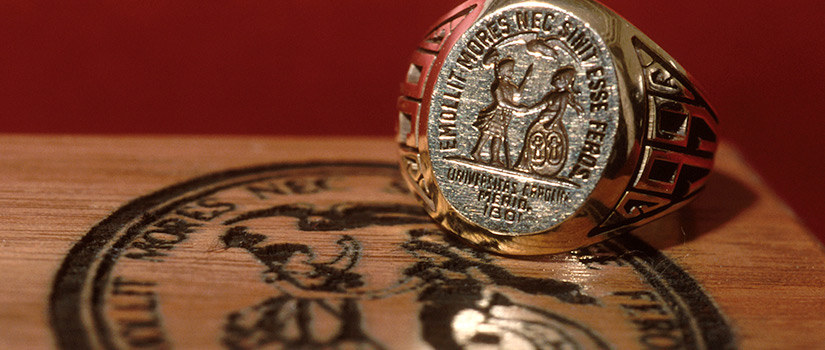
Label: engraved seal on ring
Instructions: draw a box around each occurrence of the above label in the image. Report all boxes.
[428,5,619,235]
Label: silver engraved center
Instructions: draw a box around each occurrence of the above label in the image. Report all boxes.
[427,4,620,235]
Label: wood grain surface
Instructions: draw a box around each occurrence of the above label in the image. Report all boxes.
[0,136,823,349]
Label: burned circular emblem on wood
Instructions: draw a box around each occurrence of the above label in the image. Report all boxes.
[51,163,734,349]
[427,5,619,234]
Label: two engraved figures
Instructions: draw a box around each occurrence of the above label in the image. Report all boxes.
[470,37,583,179]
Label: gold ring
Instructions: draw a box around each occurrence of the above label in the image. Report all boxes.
[397,0,718,255]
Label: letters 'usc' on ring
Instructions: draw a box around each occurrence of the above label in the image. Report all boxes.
[397,0,719,255]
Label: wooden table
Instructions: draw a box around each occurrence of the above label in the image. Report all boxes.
[1,136,823,349]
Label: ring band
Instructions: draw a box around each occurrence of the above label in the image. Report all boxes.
[397,0,718,255]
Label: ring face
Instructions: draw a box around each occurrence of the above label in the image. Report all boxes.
[427,4,619,235]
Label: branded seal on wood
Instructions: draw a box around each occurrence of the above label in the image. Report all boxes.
[51,162,734,349]
[0,137,821,348]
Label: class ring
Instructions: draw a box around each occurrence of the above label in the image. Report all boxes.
[396,0,718,255]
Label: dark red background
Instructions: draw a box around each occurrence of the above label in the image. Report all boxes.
[2,1,823,241]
